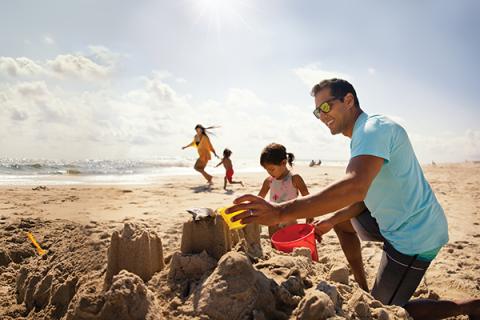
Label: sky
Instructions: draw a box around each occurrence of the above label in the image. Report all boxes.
[0,0,479,163]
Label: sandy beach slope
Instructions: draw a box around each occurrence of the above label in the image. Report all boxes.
[0,163,478,319]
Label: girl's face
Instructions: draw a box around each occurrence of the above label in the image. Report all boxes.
[263,160,288,179]
[195,128,202,135]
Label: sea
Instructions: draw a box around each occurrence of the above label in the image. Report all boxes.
[0,158,348,185]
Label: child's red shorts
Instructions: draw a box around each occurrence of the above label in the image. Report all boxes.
[225,168,234,183]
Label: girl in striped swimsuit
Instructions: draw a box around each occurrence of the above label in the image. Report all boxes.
[258,143,312,237]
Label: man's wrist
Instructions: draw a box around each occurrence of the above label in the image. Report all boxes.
[276,202,290,224]
[328,211,345,226]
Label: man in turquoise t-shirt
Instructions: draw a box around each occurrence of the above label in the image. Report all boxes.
[227,79,480,318]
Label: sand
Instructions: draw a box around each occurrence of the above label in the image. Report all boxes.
[0,163,479,319]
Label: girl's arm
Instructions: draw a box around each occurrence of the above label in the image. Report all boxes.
[292,174,309,196]
[257,178,270,198]
[292,174,313,223]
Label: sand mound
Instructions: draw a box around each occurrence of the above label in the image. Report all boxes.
[292,289,336,319]
[66,270,160,320]
[168,251,217,282]
[16,266,78,317]
[1,219,108,319]
[106,223,164,284]
[255,250,314,283]
[1,218,419,320]
[0,248,12,267]
[186,251,289,320]
[329,263,350,285]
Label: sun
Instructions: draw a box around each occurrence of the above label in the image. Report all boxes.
[190,0,253,34]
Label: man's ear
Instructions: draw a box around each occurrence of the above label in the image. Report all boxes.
[344,93,355,109]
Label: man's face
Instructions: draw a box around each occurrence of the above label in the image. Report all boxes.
[314,88,350,135]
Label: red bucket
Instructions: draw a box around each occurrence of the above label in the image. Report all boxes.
[271,224,318,261]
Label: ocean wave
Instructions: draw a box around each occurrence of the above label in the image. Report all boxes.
[0,158,194,176]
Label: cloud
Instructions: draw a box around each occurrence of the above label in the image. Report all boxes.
[43,35,55,45]
[10,109,29,121]
[47,54,111,79]
[410,130,480,163]
[0,57,45,77]
[0,46,120,80]
[88,45,124,66]
[16,81,50,99]
[0,55,476,162]
[225,88,266,111]
[293,64,352,88]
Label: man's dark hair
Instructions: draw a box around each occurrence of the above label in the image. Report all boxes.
[310,78,360,108]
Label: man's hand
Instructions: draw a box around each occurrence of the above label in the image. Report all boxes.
[226,194,283,226]
[313,219,334,243]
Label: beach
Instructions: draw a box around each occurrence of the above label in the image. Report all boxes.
[0,163,479,319]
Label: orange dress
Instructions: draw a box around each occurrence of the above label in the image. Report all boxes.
[189,135,215,162]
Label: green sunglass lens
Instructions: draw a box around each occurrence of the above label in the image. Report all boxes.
[320,102,331,113]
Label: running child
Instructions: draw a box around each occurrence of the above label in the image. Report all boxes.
[258,143,312,236]
[216,148,244,190]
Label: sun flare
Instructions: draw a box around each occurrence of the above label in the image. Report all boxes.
[190,0,252,33]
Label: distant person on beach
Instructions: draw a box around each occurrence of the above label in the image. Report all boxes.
[317,159,322,166]
[257,143,312,237]
[309,160,315,167]
[228,79,480,319]
[215,148,244,190]
[182,124,219,184]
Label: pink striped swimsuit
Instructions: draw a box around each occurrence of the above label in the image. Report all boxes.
[269,171,298,203]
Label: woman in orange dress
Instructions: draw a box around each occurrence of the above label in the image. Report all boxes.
[182,124,219,183]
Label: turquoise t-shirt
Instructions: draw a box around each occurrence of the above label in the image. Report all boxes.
[350,113,449,258]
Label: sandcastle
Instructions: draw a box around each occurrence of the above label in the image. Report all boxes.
[106,222,164,284]
[2,218,416,320]
[180,209,263,260]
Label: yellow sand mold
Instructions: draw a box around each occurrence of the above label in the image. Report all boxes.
[26,232,47,256]
[218,207,247,230]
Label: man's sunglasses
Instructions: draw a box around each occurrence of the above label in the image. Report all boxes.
[313,97,339,119]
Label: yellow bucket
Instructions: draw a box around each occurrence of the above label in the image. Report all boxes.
[218,207,247,230]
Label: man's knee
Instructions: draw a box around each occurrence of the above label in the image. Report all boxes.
[333,220,357,236]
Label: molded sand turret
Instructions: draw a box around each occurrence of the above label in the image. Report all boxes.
[180,215,233,260]
[106,223,164,284]
[181,213,263,260]
[234,223,263,259]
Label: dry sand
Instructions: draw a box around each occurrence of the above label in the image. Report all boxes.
[0,163,479,319]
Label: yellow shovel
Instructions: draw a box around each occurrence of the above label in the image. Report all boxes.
[26,232,47,256]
